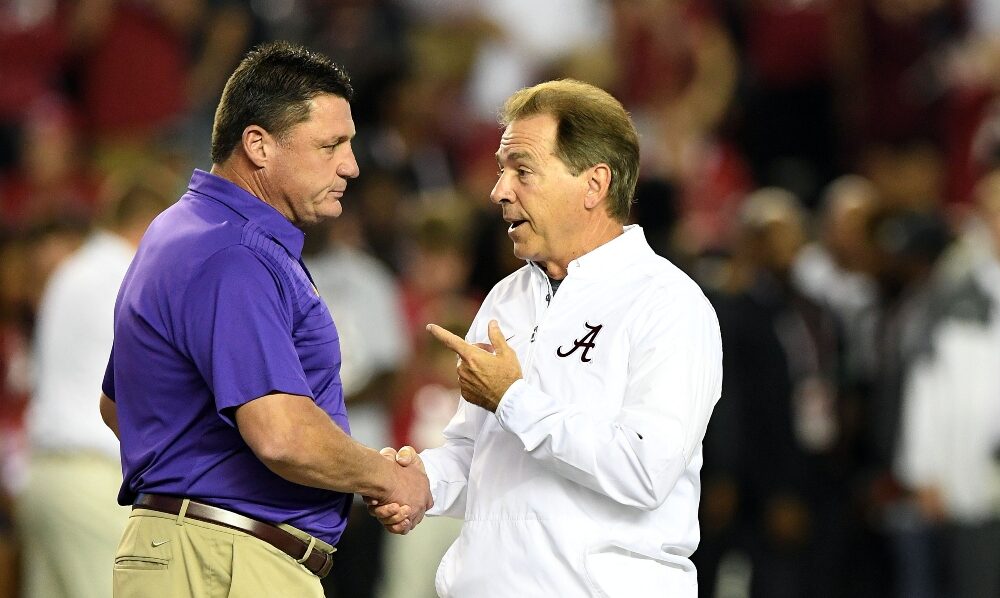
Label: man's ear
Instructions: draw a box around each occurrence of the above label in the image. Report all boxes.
[242,125,271,168]
[584,163,612,210]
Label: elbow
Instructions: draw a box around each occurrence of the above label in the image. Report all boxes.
[624,463,684,511]
[250,432,303,473]
[629,486,669,512]
[603,472,670,511]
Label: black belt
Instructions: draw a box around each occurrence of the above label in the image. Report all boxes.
[133,494,334,578]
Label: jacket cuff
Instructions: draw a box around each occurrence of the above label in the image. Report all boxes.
[495,378,558,437]
[495,378,527,429]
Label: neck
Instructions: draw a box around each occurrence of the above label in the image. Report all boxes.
[540,220,624,279]
[210,160,276,214]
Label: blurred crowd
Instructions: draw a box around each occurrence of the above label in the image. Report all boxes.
[2,0,1000,597]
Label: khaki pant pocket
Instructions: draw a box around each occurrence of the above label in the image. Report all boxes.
[114,556,169,571]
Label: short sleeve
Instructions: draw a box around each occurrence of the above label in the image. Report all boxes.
[181,246,313,425]
[102,343,116,401]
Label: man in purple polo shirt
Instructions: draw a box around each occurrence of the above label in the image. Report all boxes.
[98,42,432,597]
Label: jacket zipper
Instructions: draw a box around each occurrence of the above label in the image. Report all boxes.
[524,268,555,373]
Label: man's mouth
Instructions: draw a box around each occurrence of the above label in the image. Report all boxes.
[507,219,528,231]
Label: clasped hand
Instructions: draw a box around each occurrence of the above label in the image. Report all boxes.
[362,445,433,534]
[364,446,428,534]
[366,320,521,534]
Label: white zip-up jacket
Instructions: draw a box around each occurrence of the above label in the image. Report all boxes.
[421,226,723,597]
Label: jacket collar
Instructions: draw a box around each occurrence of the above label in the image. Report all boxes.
[530,225,653,281]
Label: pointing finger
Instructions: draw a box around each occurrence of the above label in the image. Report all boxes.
[426,323,475,360]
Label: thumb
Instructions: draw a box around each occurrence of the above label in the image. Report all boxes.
[396,445,417,466]
[487,320,509,355]
[379,447,398,459]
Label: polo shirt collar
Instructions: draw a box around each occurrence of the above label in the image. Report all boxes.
[187,169,306,258]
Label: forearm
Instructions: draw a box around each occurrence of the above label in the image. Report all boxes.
[496,380,693,510]
[494,296,722,509]
[266,419,398,499]
[236,393,399,501]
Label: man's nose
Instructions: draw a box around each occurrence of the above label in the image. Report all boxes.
[339,148,360,179]
[490,175,512,205]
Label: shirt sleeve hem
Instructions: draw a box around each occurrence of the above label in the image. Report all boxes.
[215,377,315,426]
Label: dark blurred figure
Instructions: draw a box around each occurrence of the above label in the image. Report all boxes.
[360,72,457,195]
[857,0,964,148]
[0,0,72,170]
[729,0,857,206]
[710,188,851,598]
[862,205,954,598]
[793,175,882,408]
[0,228,32,598]
[307,0,410,128]
[0,98,101,230]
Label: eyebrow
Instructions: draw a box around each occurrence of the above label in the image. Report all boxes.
[320,135,353,146]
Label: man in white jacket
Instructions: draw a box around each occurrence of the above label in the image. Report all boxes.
[371,79,723,597]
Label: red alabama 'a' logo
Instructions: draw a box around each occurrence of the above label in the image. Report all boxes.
[556,322,603,362]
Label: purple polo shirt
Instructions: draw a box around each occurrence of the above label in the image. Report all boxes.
[103,169,351,544]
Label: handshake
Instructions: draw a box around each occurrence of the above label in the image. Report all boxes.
[365,445,432,535]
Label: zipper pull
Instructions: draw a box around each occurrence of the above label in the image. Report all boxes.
[545,293,551,304]
[530,325,538,343]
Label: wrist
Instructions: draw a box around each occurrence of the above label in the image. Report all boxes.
[362,449,399,503]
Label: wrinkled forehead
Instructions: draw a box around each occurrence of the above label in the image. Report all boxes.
[496,115,559,163]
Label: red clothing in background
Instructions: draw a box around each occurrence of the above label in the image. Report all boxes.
[80,3,189,137]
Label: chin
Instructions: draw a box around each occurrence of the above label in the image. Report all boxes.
[510,243,537,262]
[319,200,344,220]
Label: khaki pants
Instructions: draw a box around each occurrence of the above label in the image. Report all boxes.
[15,453,129,598]
[113,508,332,598]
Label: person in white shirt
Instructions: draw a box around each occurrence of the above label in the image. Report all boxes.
[896,168,1000,598]
[370,79,723,597]
[14,179,172,598]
